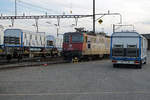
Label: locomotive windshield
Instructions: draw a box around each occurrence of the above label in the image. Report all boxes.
[72,34,83,43]
[64,33,83,43]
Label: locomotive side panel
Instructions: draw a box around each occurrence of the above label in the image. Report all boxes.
[63,32,110,60]
[82,35,110,55]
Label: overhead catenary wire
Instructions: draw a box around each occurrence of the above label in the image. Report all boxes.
[17,0,60,14]
[17,3,47,14]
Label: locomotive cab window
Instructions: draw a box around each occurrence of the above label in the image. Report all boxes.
[72,34,83,43]
[64,35,69,43]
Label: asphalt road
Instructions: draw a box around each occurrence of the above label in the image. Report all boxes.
[0,52,150,100]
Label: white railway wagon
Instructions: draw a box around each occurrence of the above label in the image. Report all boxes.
[110,31,148,68]
[4,29,46,48]
[4,29,46,58]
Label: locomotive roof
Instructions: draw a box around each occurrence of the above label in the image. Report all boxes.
[64,32,110,38]
[64,32,82,35]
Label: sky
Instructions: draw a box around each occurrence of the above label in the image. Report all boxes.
[0,0,150,37]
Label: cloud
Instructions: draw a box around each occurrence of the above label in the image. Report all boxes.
[1,0,150,34]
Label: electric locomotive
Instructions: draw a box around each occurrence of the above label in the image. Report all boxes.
[63,30,110,61]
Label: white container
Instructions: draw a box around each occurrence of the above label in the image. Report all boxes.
[4,29,46,48]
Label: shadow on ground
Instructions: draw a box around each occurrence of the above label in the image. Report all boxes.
[113,64,143,69]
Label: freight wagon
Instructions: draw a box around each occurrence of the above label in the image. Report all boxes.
[63,31,110,61]
[45,35,60,56]
[110,31,148,68]
[3,29,60,60]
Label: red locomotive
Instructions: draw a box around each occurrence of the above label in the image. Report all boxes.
[63,29,110,61]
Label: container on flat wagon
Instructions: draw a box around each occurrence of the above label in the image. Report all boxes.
[4,29,46,48]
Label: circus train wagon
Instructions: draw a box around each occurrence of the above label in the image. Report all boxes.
[63,32,110,61]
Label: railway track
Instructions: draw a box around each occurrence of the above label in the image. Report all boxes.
[0,56,68,69]
[0,56,109,70]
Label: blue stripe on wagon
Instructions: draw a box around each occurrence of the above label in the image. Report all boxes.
[21,32,23,48]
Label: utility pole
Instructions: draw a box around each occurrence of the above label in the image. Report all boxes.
[93,0,95,33]
[35,19,39,33]
[15,0,17,16]
[56,27,59,37]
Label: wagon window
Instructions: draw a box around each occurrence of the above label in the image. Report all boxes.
[127,45,137,48]
[114,44,123,48]
[88,41,91,49]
